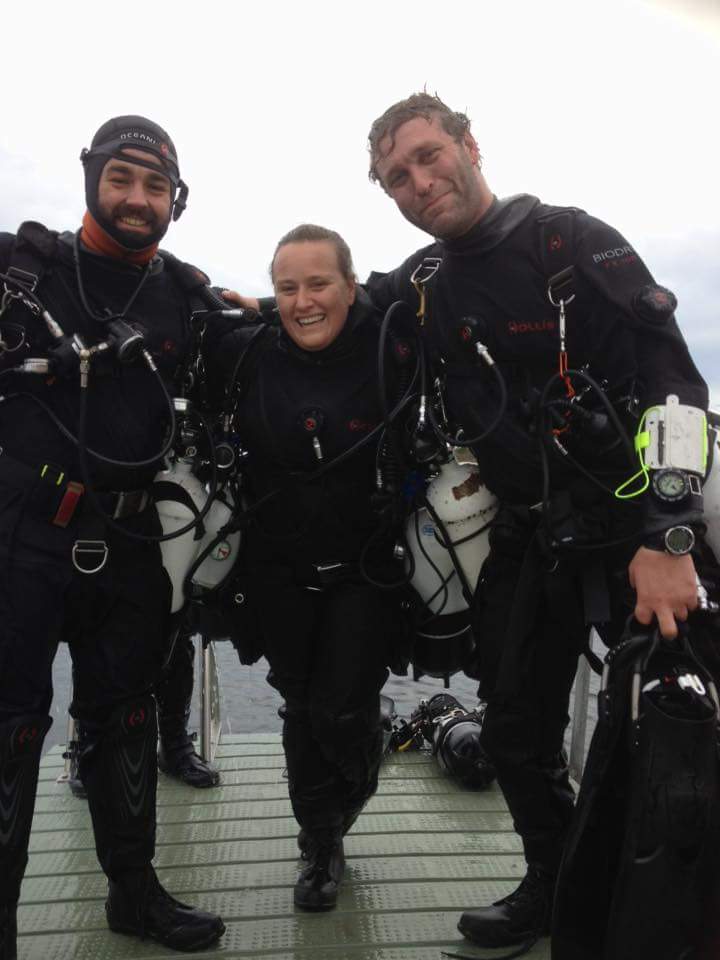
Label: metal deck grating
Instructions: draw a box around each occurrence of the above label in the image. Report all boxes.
[20,736,551,959]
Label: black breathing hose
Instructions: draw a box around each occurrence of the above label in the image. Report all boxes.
[76,380,219,543]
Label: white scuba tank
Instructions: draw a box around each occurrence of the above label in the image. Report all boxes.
[155,460,241,613]
[406,456,498,618]
[701,427,720,562]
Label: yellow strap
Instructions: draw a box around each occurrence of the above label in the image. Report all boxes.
[614,409,654,500]
[634,430,650,453]
[614,467,649,499]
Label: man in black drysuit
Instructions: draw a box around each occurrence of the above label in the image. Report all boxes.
[364,93,720,952]
[0,116,225,956]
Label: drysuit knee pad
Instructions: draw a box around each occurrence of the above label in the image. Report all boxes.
[0,714,52,764]
[0,714,52,901]
[112,694,157,741]
[79,694,157,783]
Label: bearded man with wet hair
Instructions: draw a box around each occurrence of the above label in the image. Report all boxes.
[0,115,225,955]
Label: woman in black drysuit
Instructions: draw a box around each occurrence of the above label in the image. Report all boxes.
[203,224,409,911]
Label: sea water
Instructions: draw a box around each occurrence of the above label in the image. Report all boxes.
[45,641,483,753]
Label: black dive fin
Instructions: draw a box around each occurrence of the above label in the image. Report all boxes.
[552,623,720,960]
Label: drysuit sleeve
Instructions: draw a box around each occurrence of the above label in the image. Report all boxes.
[257,296,278,318]
[0,234,16,271]
[573,214,708,537]
[573,214,707,410]
[0,234,20,372]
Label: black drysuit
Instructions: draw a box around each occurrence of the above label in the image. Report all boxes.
[365,194,720,876]
[0,226,195,909]
[203,294,405,842]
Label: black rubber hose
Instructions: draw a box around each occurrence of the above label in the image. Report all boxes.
[3,369,177,469]
[420,491,475,608]
[412,502,451,623]
[233,353,421,530]
[76,383,219,543]
[423,343,508,448]
[538,367,636,468]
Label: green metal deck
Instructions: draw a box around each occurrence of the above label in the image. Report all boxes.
[21,736,550,959]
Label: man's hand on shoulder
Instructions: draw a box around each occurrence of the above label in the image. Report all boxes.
[628,546,698,639]
[222,289,260,312]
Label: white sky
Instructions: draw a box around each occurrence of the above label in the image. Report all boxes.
[2,0,719,390]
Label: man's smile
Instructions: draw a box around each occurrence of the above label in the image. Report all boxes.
[118,214,152,230]
[421,190,452,216]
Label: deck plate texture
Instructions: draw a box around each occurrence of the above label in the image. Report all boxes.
[20,737,551,959]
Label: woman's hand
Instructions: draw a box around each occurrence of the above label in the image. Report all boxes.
[222,289,260,311]
[628,546,698,638]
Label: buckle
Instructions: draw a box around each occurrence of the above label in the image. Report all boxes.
[314,561,354,586]
[410,258,442,288]
[72,540,109,575]
[410,257,442,324]
[5,267,39,294]
[113,489,149,520]
[547,266,575,307]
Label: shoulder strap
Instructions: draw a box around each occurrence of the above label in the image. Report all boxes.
[158,249,227,311]
[7,221,60,291]
[225,323,271,412]
[536,207,579,304]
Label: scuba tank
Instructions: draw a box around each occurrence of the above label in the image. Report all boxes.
[405,455,497,679]
[154,400,241,613]
[155,460,240,612]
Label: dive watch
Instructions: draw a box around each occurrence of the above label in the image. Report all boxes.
[663,525,696,556]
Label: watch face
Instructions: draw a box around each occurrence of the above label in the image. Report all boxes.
[665,525,695,555]
[653,469,690,501]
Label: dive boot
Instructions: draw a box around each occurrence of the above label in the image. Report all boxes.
[0,904,17,960]
[158,732,220,789]
[294,837,345,911]
[106,866,225,951]
[458,865,554,948]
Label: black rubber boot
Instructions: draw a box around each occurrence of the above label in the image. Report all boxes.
[457,865,555,948]
[156,633,220,789]
[106,865,225,951]
[0,904,17,960]
[158,730,220,789]
[294,835,345,911]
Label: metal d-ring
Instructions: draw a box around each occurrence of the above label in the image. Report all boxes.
[72,540,109,575]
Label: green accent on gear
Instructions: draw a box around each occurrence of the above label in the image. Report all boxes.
[614,408,657,500]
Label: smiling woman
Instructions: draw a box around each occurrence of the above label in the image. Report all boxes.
[202,224,412,912]
[271,225,356,352]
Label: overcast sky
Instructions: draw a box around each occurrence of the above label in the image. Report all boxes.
[2,0,719,393]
